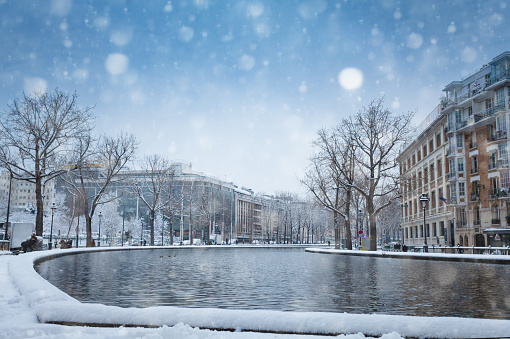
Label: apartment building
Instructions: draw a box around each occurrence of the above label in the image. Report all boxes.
[0,170,56,210]
[398,51,510,248]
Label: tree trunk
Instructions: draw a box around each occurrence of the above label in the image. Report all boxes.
[150,209,155,246]
[368,200,377,251]
[344,189,352,250]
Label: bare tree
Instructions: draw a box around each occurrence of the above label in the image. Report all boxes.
[130,154,174,246]
[61,133,137,246]
[302,137,348,249]
[0,89,93,236]
[342,98,414,250]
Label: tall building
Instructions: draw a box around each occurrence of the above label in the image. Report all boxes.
[0,170,56,210]
[398,51,510,248]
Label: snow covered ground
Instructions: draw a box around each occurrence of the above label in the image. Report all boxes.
[1,247,510,339]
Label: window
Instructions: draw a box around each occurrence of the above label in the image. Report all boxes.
[497,88,505,106]
[440,221,445,236]
[449,158,455,174]
[429,139,434,153]
[458,182,465,197]
[436,133,442,146]
[431,190,436,208]
[459,208,466,225]
[423,168,428,184]
[489,151,497,170]
[437,159,442,177]
[455,110,462,124]
[471,155,478,173]
[457,158,464,172]
[423,144,427,157]
[502,172,510,189]
[456,134,463,148]
[499,144,508,166]
[433,222,437,237]
[417,150,421,161]
[486,98,493,109]
[472,181,480,198]
[474,206,480,225]
[492,204,500,224]
[497,115,507,132]
[430,163,435,181]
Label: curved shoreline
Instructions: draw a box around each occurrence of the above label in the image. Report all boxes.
[6,246,510,338]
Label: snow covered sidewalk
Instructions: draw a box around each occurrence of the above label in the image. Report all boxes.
[2,248,510,338]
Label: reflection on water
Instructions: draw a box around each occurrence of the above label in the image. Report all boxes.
[35,248,510,319]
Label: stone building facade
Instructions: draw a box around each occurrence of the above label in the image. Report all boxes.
[399,51,510,248]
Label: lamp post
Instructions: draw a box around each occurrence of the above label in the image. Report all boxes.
[49,202,56,250]
[121,205,125,246]
[140,217,144,245]
[420,193,429,253]
[98,212,102,247]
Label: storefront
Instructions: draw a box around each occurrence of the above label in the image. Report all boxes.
[483,229,510,247]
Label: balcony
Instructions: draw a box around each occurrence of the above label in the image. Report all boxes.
[471,167,478,175]
[492,218,501,225]
[469,141,478,149]
[474,219,481,226]
[488,130,508,143]
[470,194,479,202]
[456,104,505,133]
[448,196,457,204]
[498,158,509,171]
[489,187,510,199]
[485,70,510,88]
[456,221,467,228]
[446,147,456,156]
[446,171,457,181]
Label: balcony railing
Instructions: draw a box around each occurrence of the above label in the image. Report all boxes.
[470,194,479,202]
[489,187,510,199]
[471,167,478,174]
[498,158,509,170]
[488,130,508,142]
[473,219,481,226]
[486,70,510,87]
[446,171,457,180]
[474,104,505,123]
[469,141,478,149]
[492,218,501,225]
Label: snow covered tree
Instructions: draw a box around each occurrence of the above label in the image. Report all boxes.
[341,98,414,250]
[130,154,174,246]
[61,132,137,247]
[0,89,93,236]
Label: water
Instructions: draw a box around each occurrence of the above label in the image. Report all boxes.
[35,247,510,319]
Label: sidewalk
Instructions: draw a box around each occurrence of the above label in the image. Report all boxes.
[305,247,510,264]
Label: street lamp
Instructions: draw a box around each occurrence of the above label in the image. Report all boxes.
[49,202,56,250]
[98,212,102,247]
[140,217,144,245]
[420,193,429,253]
[121,205,125,246]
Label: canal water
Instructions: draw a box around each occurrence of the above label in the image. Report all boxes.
[35,247,510,319]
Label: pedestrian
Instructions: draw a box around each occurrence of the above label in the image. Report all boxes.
[21,233,37,253]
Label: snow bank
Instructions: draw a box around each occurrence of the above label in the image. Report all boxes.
[8,247,510,338]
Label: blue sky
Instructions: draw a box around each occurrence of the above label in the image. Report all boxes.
[0,0,509,195]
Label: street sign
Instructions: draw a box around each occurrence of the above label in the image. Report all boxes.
[495,234,501,241]
[358,230,363,235]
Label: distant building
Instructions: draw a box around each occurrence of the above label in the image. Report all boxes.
[398,51,510,247]
[0,170,56,210]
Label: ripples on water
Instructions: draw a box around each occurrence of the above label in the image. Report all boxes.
[35,247,510,319]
